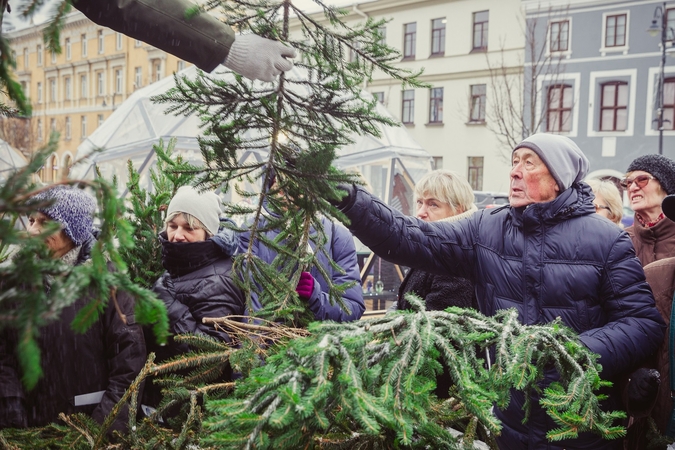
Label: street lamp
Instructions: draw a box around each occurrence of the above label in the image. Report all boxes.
[647,3,675,154]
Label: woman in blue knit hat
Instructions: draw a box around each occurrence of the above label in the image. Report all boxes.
[0,185,146,432]
[623,154,675,266]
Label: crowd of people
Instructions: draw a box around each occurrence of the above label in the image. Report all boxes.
[3,5,675,447]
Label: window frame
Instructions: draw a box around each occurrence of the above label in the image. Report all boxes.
[599,81,629,132]
[81,115,87,138]
[65,116,71,140]
[98,30,104,54]
[604,13,627,48]
[80,74,87,99]
[429,87,443,124]
[65,38,71,60]
[549,20,569,53]
[468,156,484,191]
[403,22,416,59]
[469,84,487,123]
[472,10,489,51]
[662,77,675,131]
[431,18,446,56]
[64,76,71,101]
[81,34,87,57]
[546,84,573,133]
[401,89,415,124]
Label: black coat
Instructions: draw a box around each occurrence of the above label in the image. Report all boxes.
[150,230,245,356]
[397,268,477,312]
[0,241,146,432]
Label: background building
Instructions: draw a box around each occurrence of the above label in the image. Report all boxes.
[3,10,190,182]
[523,0,675,184]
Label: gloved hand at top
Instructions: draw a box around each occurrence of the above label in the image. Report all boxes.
[224,34,297,82]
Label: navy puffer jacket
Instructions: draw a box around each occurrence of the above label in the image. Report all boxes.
[338,182,665,449]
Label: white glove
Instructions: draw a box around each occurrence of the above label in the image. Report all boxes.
[224,34,297,82]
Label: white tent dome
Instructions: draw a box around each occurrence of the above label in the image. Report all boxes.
[73,65,432,213]
[0,138,28,182]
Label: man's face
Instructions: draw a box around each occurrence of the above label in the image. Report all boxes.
[166,214,207,243]
[27,211,74,258]
[509,148,560,208]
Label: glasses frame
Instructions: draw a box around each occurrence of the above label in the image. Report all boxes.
[620,174,656,189]
[593,203,611,213]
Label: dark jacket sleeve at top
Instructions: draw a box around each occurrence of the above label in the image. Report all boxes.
[73,0,235,72]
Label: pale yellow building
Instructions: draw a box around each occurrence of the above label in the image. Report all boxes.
[4,10,191,182]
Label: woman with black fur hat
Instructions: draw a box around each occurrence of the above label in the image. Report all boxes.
[623,154,675,266]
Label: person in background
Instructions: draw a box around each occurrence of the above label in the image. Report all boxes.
[0,186,146,432]
[330,133,665,450]
[144,186,245,407]
[396,170,478,313]
[623,155,675,266]
[238,175,364,323]
[631,194,675,444]
[585,178,623,227]
[73,0,296,82]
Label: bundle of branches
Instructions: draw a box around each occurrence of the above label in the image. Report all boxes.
[201,295,625,449]
[0,134,168,389]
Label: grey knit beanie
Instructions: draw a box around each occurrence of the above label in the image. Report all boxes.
[167,186,222,236]
[626,154,675,195]
[513,134,589,191]
[32,185,96,246]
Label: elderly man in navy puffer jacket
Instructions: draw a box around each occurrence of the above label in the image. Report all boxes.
[331,133,666,450]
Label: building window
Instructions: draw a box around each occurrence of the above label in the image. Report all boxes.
[177,60,185,71]
[81,116,87,138]
[663,78,675,131]
[98,30,104,54]
[605,14,626,48]
[468,157,484,191]
[432,156,443,170]
[403,23,416,59]
[20,81,27,97]
[116,32,123,50]
[376,26,386,45]
[600,81,628,131]
[50,118,56,132]
[65,38,71,60]
[373,91,384,103]
[50,155,58,181]
[431,18,446,56]
[80,74,87,98]
[37,45,42,65]
[97,114,104,128]
[23,48,28,68]
[429,87,443,123]
[550,20,569,52]
[65,116,71,140]
[472,11,489,51]
[115,69,122,93]
[154,62,162,81]
[37,82,42,103]
[134,67,142,88]
[668,8,675,37]
[469,84,486,122]
[64,77,71,100]
[135,39,142,47]
[49,78,56,102]
[81,34,87,57]
[37,119,43,141]
[51,51,56,64]
[349,41,361,63]
[97,72,104,96]
[401,89,415,124]
[546,84,572,132]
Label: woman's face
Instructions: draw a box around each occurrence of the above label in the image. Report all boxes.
[415,193,457,222]
[166,214,207,243]
[27,212,75,258]
[625,170,666,217]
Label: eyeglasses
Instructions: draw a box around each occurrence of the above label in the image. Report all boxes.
[594,204,611,213]
[620,175,656,189]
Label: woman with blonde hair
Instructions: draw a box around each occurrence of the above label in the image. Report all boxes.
[585,178,623,226]
[397,169,478,312]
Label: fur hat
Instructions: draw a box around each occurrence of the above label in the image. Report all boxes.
[513,134,589,191]
[626,154,675,195]
[32,185,96,246]
[166,186,222,236]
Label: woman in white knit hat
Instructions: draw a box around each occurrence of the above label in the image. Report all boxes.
[143,186,245,408]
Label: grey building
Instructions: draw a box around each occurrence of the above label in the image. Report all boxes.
[523,0,675,181]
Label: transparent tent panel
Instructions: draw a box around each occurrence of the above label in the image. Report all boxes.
[0,140,27,182]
